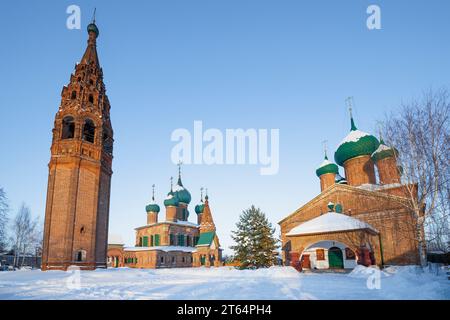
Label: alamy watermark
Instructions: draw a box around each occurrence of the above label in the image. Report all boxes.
[66,5,81,30]
[367,4,381,30]
[171,121,280,175]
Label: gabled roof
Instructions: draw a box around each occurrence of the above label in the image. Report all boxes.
[196,231,215,246]
[278,183,410,225]
[286,212,378,236]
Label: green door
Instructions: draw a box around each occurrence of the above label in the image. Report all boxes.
[328,247,344,268]
[143,236,148,247]
[200,255,205,266]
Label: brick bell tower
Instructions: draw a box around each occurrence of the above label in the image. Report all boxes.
[41,19,114,271]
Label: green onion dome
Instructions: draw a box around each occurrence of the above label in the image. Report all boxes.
[327,202,335,211]
[164,191,180,207]
[87,23,99,38]
[145,202,160,213]
[173,177,192,204]
[334,117,379,166]
[195,202,205,214]
[316,155,339,177]
[371,139,398,163]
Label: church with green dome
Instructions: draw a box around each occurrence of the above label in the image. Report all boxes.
[107,166,222,269]
[279,106,422,271]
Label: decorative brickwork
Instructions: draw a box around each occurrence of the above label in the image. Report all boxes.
[42,23,113,271]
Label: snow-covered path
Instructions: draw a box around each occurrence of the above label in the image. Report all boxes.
[0,266,448,300]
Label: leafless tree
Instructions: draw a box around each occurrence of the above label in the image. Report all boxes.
[0,187,9,252]
[382,88,450,267]
[9,203,40,268]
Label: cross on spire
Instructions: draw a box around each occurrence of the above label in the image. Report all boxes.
[170,176,173,191]
[345,97,357,131]
[151,184,155,201]
[322,140,328,159]
[200,187,204,202]
[92,8,97,24]
[177,161,184,186]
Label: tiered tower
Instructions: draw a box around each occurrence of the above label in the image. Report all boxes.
[41,20,114,270]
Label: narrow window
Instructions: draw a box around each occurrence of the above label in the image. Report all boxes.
[71,91,77,100]
[82,119,95,143]
[61,116,75,139]
[76,250,86,262]
[88,94,94,103]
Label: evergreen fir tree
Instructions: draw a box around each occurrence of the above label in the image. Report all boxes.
[231,205,279,269]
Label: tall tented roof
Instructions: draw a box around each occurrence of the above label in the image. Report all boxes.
[199,196,216,233]
[286,212,378,236]
[80,22,100,67]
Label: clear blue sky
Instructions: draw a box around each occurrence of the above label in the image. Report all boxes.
[1,1,449,254]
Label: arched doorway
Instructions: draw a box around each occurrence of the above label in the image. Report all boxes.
[328,247,344,268]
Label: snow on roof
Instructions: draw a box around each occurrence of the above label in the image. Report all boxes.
[124,246,196,253]
[165,193,175,200]
[108,234,124,245]
[286,212,378,236]
[358,183,403,192]
[318,159,333,169]
[172,184,185,192]
[136,220,198,230]
[372,143,391,155]
[338,129,370,146]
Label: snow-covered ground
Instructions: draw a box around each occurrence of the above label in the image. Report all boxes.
[0,266,448,300]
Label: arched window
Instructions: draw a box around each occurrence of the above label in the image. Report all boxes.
[88,94,94,103]
[61,116,75,139]
[82,119,95,143]
[71,91,77,100]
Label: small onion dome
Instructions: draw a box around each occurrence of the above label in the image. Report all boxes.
[316,156,339,177]
[334,117,379,166]
[371,139,398,163]
[87,23,99,38]
[327,202,335,211]
[173,177,192,204]
[335,203,343,213]
[145,202,160,213]
[164,191,180,207]
[195,203,205,214]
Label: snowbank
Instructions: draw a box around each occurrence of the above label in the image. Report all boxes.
[0,266,448,300]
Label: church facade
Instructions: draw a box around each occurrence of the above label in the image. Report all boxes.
[279,113,422,270]
[107,170,222,269]
[41,21,113,270]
